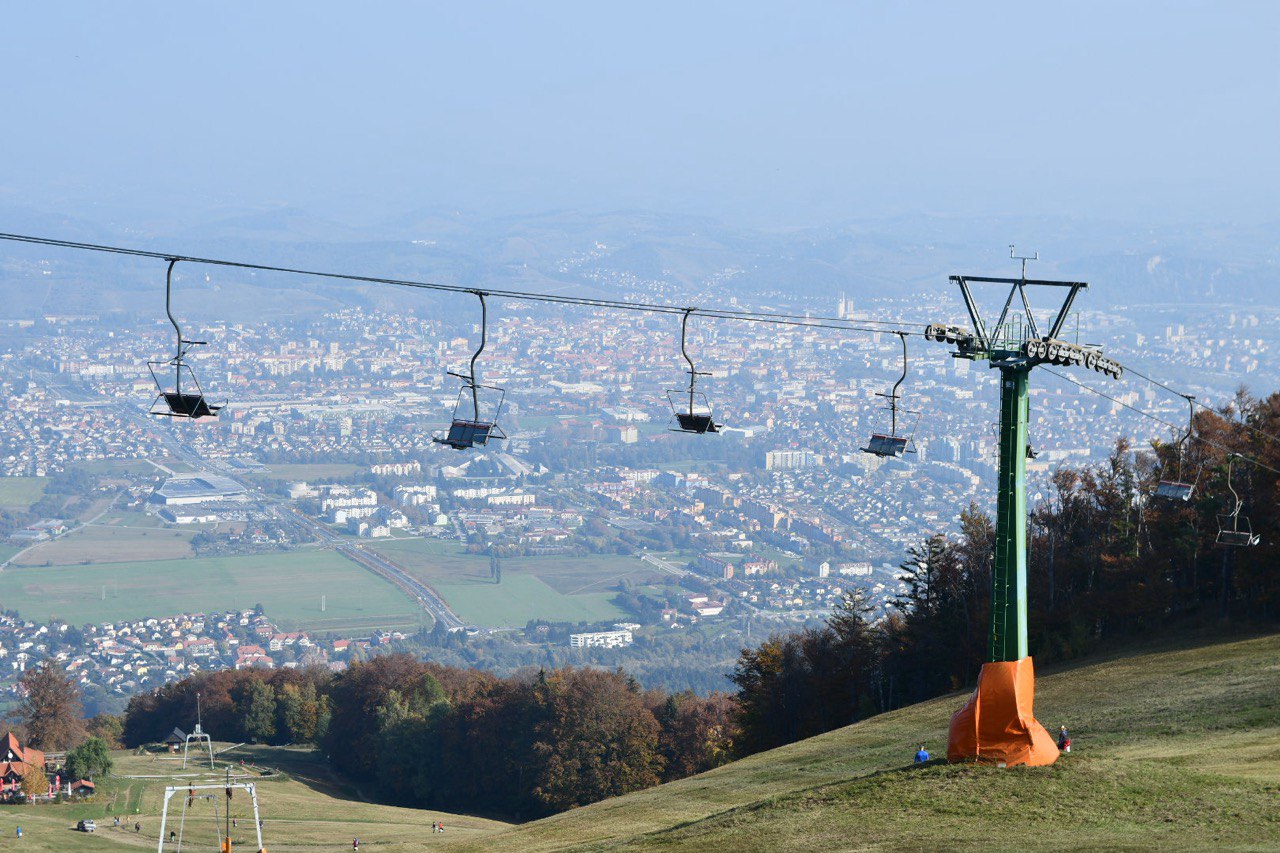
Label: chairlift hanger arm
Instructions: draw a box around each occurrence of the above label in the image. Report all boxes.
[680,308,710,377]
[469,291,488,388]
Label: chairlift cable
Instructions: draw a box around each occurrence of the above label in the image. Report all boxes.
[0,231,920,337]
[1042,368,1280,477]
[9,230,1279,459]
[1116,361,1280,452]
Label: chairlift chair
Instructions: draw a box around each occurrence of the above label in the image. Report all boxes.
[667,308,721,434]
[1216,455,1260,547]
[863,332,919,458]
[1154,394,1198,502]
[147,259,225,420]
[433,291,507,450]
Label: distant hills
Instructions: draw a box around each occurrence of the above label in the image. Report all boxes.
[1,203,1277,322]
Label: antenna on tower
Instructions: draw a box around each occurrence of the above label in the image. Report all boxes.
[1009,244,1038,280]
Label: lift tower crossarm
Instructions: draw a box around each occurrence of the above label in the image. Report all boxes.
[949,275,1088,353]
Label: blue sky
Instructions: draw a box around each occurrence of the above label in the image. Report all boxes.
[2,1,1277,227]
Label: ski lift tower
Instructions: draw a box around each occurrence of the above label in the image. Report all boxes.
[925,247,1123,767]
[183,692,217,771]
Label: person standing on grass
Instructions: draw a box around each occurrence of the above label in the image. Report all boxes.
[1058,725,1071,752]
[914,744,930,763]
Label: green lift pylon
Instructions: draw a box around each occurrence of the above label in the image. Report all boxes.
[991,363,1030,662]
[924,247,1123,764]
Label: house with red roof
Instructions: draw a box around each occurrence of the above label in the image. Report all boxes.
[1,731,45,799]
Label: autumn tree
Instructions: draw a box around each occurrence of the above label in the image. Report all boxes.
[87,713,124,749]
[20,763,47,799]
[527,668,664,812]
[17,660,86,750]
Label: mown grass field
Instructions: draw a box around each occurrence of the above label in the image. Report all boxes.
[462,632,1280,851]
[12,524,199,567]
[4,744,507,852]
[0,551,421,634]
[0,476,47,509]
[369,538,635,626]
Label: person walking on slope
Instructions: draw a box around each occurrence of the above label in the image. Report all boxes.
[914,744,930,763]
[1058,725,1071,752]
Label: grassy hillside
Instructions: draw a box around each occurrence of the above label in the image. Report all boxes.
[3,744,507,851]
[3,634,1275,851]
[465,632,1280,851]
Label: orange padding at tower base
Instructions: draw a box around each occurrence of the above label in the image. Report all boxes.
[947,656,1058,767]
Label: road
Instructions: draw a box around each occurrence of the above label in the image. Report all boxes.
[640,552,690,577]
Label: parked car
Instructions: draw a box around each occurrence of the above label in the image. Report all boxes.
[77,819,97,832]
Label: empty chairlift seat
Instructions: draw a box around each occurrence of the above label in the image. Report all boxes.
[433,291,508,451]
[674,411,719,435]
[1154,480,1194,501]
[147,259,226,420]
[435,418,497,450]
[862,433,909,457]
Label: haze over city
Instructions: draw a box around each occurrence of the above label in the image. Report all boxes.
[1,4,1278,852]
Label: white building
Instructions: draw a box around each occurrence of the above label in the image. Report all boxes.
[569,629,634,649]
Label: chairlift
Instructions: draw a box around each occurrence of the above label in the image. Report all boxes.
[147,259,225,419]
[862,332,919,458]
[433,291,507,450]
[1216,455,1260,547]
[1154,394,1199,502]
[667,308,721,434]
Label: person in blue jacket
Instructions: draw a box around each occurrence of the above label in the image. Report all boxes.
[914,744,930,763]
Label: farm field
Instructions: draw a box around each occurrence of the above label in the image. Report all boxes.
[369,538,638,626]
[6,743,508,852]
[0,551,421,633]
[12,523,198,566]
[0,476,47,509]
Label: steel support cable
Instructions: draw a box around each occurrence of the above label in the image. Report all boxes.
[1042,367,1280,477]
[0,231,921,336]
[1119,360,1280,452]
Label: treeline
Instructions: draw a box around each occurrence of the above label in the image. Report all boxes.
[123,656,735,818]
[732,391,1280,754]
[122,667,329,747]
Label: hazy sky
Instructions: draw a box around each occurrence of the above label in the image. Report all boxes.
[2,1,1277,228]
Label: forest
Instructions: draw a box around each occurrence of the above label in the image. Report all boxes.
[120,656,734,819]
[732,391,1280,752]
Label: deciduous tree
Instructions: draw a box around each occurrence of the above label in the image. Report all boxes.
[16,661,86,750]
